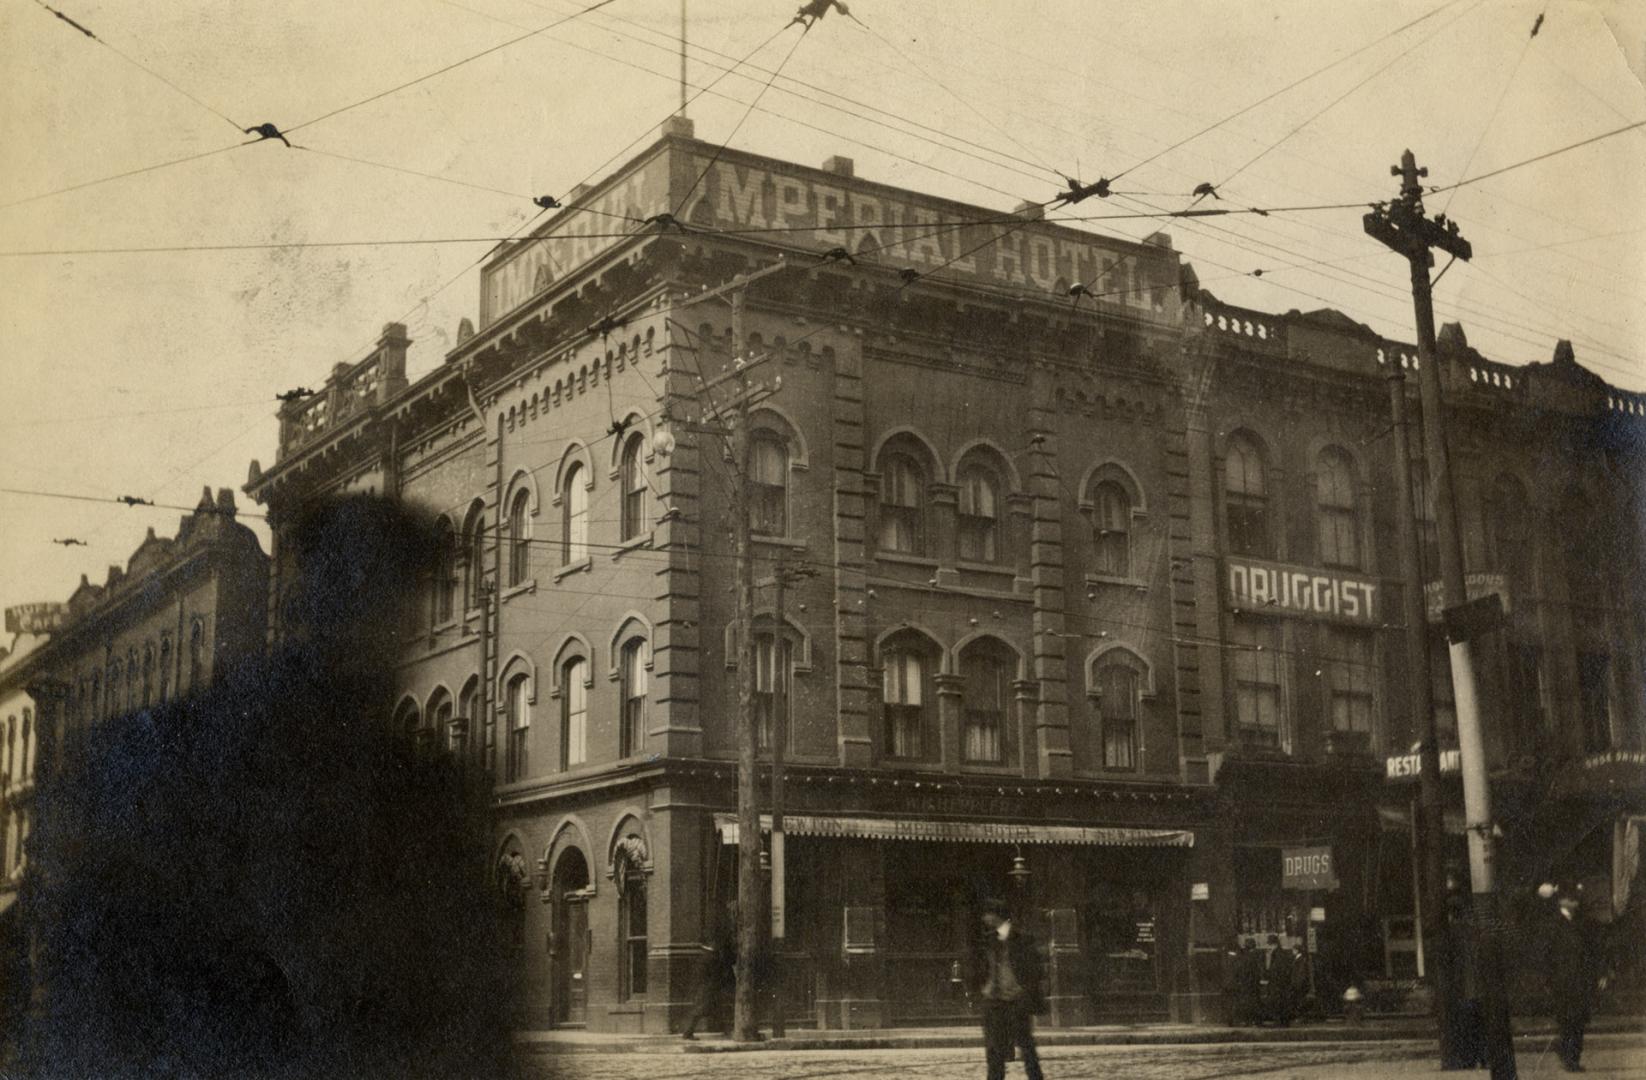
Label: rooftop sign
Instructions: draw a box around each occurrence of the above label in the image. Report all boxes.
[4,603,65,635]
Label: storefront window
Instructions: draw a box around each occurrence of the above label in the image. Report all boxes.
[1084,880,1158,994]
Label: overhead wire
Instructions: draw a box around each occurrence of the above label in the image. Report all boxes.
[1428,118,1646,194]
[1439,9,1543,217]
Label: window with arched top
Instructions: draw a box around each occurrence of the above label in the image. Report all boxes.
[879,453,926,555]
[90,673,101,723]
[750,431,789,537]
[464,503,487,610]
[619,638,648,758]
[620,434,648,541]
[1094,663,1140,771]
[561,465,587,566]
[455,678,478,758]
[126,649,138,712]
[433,519,458,626]
[1091,481,1132,577]
[879,632,937,759]
[428,689,453,755]
[960,639,1014,764]
[561,658,588,769]
[158,637,171,704]
[505,675,530,782]
[142,645,154,708]
[1315,448,1359,569]
[189,619,205,691]
[957,464,1001,564]
[394,700,421,741]
[107,661,122,719]
[1225,435,1271,558]
[20,710,30,779]
[508,490,532,586]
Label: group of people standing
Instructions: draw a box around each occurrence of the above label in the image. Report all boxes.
[1224,935,1309,1028]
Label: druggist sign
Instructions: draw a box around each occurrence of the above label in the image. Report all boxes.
[1281,846,1339,891]
[1226,557,1381,626]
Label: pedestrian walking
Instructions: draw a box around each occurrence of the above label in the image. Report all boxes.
[1547,885,1604,1072]
[970,897,1046,1080]
[681,911,737,1040]
[1232,938,1262,1026]
[1259,933,1289,1026]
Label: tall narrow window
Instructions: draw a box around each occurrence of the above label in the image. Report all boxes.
[881,648,926,758]
[960,645,1008,763]
[1411,460,1440,580]
[108,662,121,719]
[189,619,204,690]
[158,637,171,704]
[1230,619,1284,748]
[562,466,588,565]
[509,490,531,586]
[1562,491,1606,611]
[141,645,155,708]
[395,701,422,742]
[505,676,530,782]
[562,659,588,769]
[754,635,791,752]
[879,454,925,554]
[465,507,487,610]
[1225,436,1271,558]
[433,519,457,625]
[20,711,30,780]
[1092,481,1132,577]
[482,684,497,777]
[1097,664,1139,770]
[1316,449,1359,569]
[750,432,788,536]
[957,465,1001,563]
[126,649,138,712]
[1485,476,1531,594]
[90,673,101,723]
[430,692,453,755]
[1325,629,1375,744]
[1577,652,1614,753]
[620,639,648,757]
[620,434,648,541]
[455,679,478,757]
[619,877,649,999]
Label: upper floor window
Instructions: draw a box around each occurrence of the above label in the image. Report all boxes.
[754,633,792,753]
[1224,436,1272,558]
[561,466,588,566]
[1411,459,1440,579]
[20,711,30,779]
[1324,628,1375,743]
[1577,652,1614,753]
[509,490,532,586]
[464,505,487,610]
[880,634,935,759]
[1561,490,1606,610]
[1095,663,1139,771]
[957,464,1001,564]
[89,674,101,723]
[879,453,925,555]
[1091,481,1132,577]
[1230,618,1284,748]
[158,637,171,704]
[189,619,205,690]
[126,649,138,712]
[5,718,13,782]
[1315,448,1360,569]
[750,432,789,537]
[505,675,530,782]
[1484,475,1532,595]
[960,640,1012,763]
[620,434,648,542]
[619,639,648,757]
[108,661,122,719]
[142,644,155,708]
[433,519,458,626]
[454,678,478,758]
[562,658,588,769]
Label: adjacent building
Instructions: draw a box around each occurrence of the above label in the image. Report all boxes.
[244,119,1645,1031]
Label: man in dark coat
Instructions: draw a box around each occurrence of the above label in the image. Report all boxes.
[971,897,1045,1080]
[1547,888,1602,1072]
[1231,938,1263,1026]
[681,911,737,1039]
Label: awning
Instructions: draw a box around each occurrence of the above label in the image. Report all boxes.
[715,813,1194,848]
[1376,804,1466,835]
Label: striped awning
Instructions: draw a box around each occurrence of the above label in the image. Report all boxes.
[715,813,1193,848]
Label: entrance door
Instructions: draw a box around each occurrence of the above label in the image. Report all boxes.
[551,849,591,1026]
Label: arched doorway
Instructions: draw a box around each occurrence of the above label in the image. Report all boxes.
[550,848,591,1026]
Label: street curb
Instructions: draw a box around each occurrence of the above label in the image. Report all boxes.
[516,1017,1645,1055]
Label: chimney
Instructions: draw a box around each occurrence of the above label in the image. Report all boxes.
[1552,339,1575,367]
[377,322,411,396]
[822,155,855,178]
[660,115,695,139]
[216,489,237,518]
[1013,201,1045,221]
[1437,322,1468,355]
[1143,231,1173,250]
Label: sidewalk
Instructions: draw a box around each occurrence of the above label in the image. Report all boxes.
[516,1014,1645,1055]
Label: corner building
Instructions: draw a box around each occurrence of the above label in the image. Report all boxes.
[246,120,1646,1032]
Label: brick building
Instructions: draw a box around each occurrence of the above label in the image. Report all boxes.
[245,120,1645,1032]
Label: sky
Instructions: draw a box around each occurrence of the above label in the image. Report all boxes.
[2,0,1644,620]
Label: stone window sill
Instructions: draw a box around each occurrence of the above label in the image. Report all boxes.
[501,579,538,601]
[612,531,655,560]
[554,558,592,582]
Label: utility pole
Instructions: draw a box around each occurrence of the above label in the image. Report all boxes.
[768,558,814,1040]
[1387,363,1454,1066]
[1366,151,1515,1079]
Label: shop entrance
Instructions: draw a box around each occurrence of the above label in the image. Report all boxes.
[550,849,590,1027]
[883,845,1014,1025]
[1082,851,1175,1021]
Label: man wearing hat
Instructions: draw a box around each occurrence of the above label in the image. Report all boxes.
[971,898,1046,1080]
[1546,883,1602,1072]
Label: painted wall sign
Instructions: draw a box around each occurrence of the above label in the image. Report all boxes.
[1281,846,1338,891]
[4,603,66,635]
[1226,558,1380,625]
[1385,747,1462,781]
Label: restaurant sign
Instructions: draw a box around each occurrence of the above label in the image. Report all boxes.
[1226,558,1380,626]
[1281,846,1338,891]
[1385,747,1462,782]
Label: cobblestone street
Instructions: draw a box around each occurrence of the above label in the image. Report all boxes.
[526,1035,1644,1080]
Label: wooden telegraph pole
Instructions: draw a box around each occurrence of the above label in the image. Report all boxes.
[1365,151,1515,1079]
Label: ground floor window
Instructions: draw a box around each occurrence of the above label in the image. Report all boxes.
[619,878,648,999]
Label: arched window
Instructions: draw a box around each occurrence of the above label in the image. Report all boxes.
[620,434,649,541]
[620,638,648,757]
[505,675,530,782]
[1095,664,1139,771]
[1315,448,1359,569]
[189,619,205,690]
[141,645,154,708]
[957,464,1001,564]
[960,640,1013,763]
[561,465,587,566]
[1484,474,1531,594]
[433,519,458,626]
[880,634,935,759]
[394,700,421,741]
[754,632,792,752]
[1091,481,1132,577]
[508,490,532,586]
[561,658,588,769]
[750,432,789,537]
[428,689,453,755]
[464,504,487,610]
[879,453,925,554]
[1224,435,1271,558]
[618,861,649,999]
[455,678,478,758]
[158,637,172,704]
